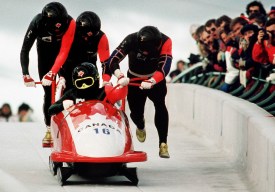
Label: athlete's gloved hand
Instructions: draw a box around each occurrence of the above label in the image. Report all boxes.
[114,69,129,87]
[23,75,36,87]
[42,71,55,86]
[140,78,156,90]
[63,100,74,111]
[57,76,66,89]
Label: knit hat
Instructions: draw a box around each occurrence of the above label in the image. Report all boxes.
[189,24,200,35]
[240,24,259,35]
[188,53,201,64]
[268,6,275,16]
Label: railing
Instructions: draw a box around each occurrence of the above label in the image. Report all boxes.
[172,65,275,116]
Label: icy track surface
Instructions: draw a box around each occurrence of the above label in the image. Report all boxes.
[0,122,253,192]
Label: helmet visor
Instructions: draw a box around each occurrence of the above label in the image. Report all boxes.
[74,77,94,89]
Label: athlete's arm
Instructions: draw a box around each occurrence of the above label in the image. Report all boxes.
[50,19,76,74]
[98,34,111,81]
[20,14,40,75]
[152,38,173,83]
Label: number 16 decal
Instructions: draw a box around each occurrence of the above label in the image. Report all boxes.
[94,128,110,135]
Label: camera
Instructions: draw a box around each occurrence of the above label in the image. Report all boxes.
[262,29,269,40]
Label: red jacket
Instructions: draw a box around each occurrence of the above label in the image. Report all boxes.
[252,41,275,64]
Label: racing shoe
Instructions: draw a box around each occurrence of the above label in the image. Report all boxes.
[159,143,170,158]
[136,128,146,143]
[42,127,53,148]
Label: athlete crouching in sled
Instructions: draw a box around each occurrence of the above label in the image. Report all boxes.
[48,62,107,115]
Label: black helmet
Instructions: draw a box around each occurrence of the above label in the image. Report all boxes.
[137,26,162,52]
[76,11,101,37]
[72,62,99,89]
[42,2,68,32]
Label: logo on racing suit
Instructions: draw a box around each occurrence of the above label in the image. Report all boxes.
[42,36,52,42]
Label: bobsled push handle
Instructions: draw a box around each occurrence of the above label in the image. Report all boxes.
[35,80,57,105]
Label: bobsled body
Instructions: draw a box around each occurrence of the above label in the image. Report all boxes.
[50,100,146,163]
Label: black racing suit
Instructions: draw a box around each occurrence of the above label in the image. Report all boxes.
[48,85,106,116]
[109,32,172,145]
[60,30,112,92]
[20,13,75,126]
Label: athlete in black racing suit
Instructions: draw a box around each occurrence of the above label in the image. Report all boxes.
[108,26,172,158]
[20,2,76,147]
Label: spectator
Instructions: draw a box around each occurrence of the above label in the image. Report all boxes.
[252,18,275,65]
[230,17,249,42]
[216,15,232,32]
[238,24,259,88]
[169,60,186,82]
[17,103,33,122]
[195,25,210,58]
[205,19,219,39]
[0,103,17,122]
[189,24,200,42]
[249,12,267,27]
[246,1,267,17]
[219,17,249,92]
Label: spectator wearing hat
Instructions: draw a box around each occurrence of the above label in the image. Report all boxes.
[17,103,34,122]
[189,24,200,42]
[268,6,275,20]
[237,24,260,88]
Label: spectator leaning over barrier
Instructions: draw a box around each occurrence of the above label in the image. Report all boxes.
[245,1,267,18]
[237,24,259,88]
[216,15,232,32]
[252,18,275,81]
[249,12,267,28]
[189,24,200,42]
[219,17,249,92]
[201,26,225,73]
[195,25,210,59]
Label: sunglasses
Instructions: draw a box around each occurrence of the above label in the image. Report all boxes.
[206,27,216,33]
[74,77,95,89]
[249,9,259,14]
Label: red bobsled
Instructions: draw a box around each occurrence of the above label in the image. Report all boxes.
[48,81,147,185]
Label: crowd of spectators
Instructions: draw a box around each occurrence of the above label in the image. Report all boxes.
[170,1,275,97]
[0,103,34,122]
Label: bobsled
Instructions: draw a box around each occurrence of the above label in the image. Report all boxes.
[48,81,147,186]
